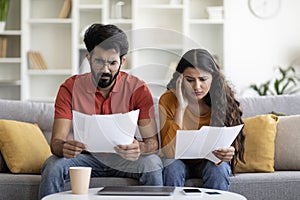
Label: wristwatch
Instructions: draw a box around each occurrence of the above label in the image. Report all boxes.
[248,0,281,19]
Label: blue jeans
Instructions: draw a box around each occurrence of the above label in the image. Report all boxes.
[39,153,163,199]
[163,159,231,191]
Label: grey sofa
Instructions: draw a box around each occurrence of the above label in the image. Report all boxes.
[1,94,300,200]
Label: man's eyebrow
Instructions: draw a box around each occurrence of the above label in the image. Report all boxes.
[94,58,117,61]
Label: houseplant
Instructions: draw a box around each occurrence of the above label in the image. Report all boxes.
[0,0,10,32]
[250,66,300,96]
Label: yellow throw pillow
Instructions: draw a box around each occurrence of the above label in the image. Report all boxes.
[235,114,278,173]
[0,120,52,174]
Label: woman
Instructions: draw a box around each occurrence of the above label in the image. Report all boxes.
[159,49,245,191]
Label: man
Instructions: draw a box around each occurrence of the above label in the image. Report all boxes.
[39,24,163,199]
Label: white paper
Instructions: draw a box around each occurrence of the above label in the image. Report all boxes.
[175,124,244,163]
[72,110,139,153]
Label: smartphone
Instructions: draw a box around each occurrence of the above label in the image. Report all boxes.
[182,188,203,196]
[205,191,221,195]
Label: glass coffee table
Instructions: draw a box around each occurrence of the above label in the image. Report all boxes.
[42,187,247,200]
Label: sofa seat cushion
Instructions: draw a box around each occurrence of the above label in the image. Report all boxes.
[0,173,41,200]
[0,120,52,173]
[184,172,300,200]
[62,177,140,193]
[80,177,140,190]
[229,171,300,200]
[0,174,141,200]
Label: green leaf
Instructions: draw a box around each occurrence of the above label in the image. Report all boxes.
[274,79,280,94]
[249,65,300,96]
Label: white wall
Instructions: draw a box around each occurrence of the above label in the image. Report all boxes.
[224,0,300,97]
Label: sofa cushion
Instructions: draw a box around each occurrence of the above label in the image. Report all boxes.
[229,171,300,200]
[0,120,52,173]
[0,99,54,144]
[239,94,300,118]
[235,114,278,173]
[0,174,140,200]
[275,115,300,170]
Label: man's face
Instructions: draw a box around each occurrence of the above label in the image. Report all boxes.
[88,46,122,88]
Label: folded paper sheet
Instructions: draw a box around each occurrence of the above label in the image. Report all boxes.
[175,124,244,163]
[73,110,139,152]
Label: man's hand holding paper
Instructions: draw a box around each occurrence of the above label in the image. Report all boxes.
[114,139,141,161]
[72,110,140,153]
[62,140,86,158]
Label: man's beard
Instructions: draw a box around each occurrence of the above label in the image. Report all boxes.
[91,63,121,88]
[94,72,114,88]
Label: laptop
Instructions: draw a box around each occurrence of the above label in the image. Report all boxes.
[97,186,176,196]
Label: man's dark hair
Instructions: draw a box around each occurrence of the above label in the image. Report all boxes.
[83,24,129,57]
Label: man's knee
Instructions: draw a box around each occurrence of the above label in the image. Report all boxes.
[163,159,185,170]
[138,154,163,172]
[41,155,67,176]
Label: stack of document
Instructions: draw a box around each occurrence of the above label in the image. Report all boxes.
[72,110,139,152]
[175,124,244,163]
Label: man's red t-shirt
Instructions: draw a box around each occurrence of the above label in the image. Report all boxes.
[54,71,155,120]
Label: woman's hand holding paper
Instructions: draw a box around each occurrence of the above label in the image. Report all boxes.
[212,146,235,162]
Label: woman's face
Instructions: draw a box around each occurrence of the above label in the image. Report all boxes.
[182,67,212,101]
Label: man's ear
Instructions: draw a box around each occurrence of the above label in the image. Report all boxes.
[121,56,126,66]
[86,52,90,59]
[86,52,91,65]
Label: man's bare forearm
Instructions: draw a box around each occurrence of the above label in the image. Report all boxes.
[51,138,65,157]
[139,135,159,154]
[51,118,72,157]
